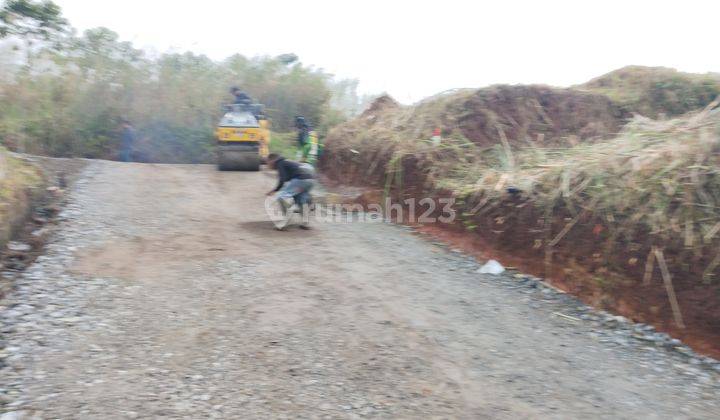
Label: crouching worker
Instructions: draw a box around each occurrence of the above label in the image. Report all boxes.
[266,153,315,229]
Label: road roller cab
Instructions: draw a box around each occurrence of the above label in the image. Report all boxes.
[216,103,270,171]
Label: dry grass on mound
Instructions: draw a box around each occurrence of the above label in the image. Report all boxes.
[321,85,630,193]
[579,66,720,118]
[448,99,720,244]
[329,85,624,150]
[0,148,45,245]
[450,101,720,330]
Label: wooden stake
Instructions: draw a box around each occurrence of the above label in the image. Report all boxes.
[495,124,515,170]
[544,247,553,278]
[548,197,599,247]
[653,248,685,329]
[690,95,720,125]
[703,221,720,242]
[553,312,580,322]
[702,249,720,284]
[543,203,554,278]
[0,151,6,178]
[642,247,656,285]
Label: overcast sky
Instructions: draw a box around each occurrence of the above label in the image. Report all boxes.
[54,0,719,103]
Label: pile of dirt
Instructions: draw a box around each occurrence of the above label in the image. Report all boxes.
[360,94,400,118]
[451,85,625,147]
[579,66,720,118]
[336,85,625,147]
[320,85,627,187]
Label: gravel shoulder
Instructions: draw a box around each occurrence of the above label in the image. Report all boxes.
[1,161,719,419]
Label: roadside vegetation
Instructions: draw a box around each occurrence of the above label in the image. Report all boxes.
[269,131,299,158]
[0,147,44,246]
[0,0,370,162]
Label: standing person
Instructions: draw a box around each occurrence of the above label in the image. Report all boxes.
[295,116,309,150]
[266,153,315,229]
[230,87,251,104]
[303,129,320,165]
[120,119,136,162]
[294,116,319,164]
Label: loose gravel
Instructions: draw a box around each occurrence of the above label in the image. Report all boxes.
[1,161,718,419]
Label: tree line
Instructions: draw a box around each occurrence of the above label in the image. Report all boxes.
[0,0,370,162]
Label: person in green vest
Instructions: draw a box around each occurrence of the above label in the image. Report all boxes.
[295,116,320,165]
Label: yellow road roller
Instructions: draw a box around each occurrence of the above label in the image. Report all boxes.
[215,103,270,171]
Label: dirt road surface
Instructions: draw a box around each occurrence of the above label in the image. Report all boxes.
[1,161,719,418]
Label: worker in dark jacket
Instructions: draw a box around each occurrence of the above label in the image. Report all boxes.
[266,153,314,200]
[120,119,136,162]
[230,87,251,104]
[266,153,315,228]
[295,116,310,149]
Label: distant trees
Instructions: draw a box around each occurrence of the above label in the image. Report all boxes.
[0,0,368,162]
[0,0,67,41]
[1,0,67,64]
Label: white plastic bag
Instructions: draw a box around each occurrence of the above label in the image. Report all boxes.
[477,259,505,275]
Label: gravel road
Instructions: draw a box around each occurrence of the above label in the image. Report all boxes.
[1,161,719,419]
